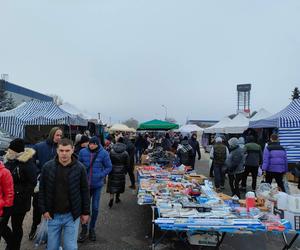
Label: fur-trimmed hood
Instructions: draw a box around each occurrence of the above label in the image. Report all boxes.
[4,148,36,163]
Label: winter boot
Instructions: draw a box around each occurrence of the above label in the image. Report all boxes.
[77,224,88,243]
[89,229,96,241]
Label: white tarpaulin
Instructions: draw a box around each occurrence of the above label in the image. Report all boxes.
[224,113,249,134]
[250,108,272,121]
[109,124,136,132]
[179,124,203,133]
[204,117,232,134]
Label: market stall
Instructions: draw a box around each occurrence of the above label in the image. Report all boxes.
[137,165,300,249]
[138,119,179,131]
[250,99,300,163]
[0,100,87,138]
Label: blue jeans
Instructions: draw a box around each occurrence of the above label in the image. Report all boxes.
[47,213,80,250]
[135,148,143,164]
[89,187,102,230]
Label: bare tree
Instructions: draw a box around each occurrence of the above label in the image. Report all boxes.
[49,94,63,105]
[291,87,300,100]
[123,118,139,129]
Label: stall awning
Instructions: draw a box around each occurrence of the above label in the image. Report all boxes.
[137,119,179,130]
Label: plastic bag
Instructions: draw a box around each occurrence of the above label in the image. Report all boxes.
[283,175,290,194]
[258,167,263,177]
[34,218,48,247]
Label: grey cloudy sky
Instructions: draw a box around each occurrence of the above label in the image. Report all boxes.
[1,0,300,124]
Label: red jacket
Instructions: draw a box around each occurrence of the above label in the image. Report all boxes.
[0,161,14,216]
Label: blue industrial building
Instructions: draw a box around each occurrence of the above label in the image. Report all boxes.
[0,80,53,105]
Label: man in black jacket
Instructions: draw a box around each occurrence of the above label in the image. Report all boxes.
[39,138,90,250]
[188,133,201,169]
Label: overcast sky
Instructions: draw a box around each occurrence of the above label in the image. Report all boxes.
[1,0,300,125]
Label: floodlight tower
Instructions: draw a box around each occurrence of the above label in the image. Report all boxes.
[237,84,251,116]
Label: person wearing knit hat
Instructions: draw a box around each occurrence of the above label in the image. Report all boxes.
[74,135,90,155]
[226,137,245,197]
[78,135,112,242]
[4,138,37,249]
[9,138,25,153]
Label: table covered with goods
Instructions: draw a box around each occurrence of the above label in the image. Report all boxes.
[137,165,300,249]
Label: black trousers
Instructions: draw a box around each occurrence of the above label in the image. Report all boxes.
[31,192,42,230]
[127,164,136,186]
[0,213,26,250]
[265,171,285,192]
[228,173,244,198]
[241,165,259,191]
[0,213,13,249]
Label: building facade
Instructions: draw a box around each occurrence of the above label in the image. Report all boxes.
[0,80,53,105]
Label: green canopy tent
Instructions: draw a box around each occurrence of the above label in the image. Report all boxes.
[137,119,179,131]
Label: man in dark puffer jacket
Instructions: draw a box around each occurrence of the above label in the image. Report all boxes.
[39,138,90,250]
[241,135,262,192]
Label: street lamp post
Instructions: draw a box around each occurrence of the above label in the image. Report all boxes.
[162,105,167,120]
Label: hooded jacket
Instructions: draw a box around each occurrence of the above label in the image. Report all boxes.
[177,140,194,166]
[0,161,14,216]
[262,142,288,173]
[79,145,112,189]
[107,143,130,194]
[4,148,37,214]
[226,145,245,174]
[244,142,262,167]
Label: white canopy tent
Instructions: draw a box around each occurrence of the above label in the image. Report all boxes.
[250,108,272,121]
[224,113,249,134]
[179,124,203,133]
[109,124,136,132]
[204,117,232,134]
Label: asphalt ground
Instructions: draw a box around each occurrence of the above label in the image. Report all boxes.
[1,150,300,250]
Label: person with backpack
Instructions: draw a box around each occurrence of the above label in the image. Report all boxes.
[210,137,229,192]
[226,137,245,198]
[262,134,288,192]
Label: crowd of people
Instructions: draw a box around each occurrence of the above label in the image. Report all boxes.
[0,127,289,250]
[209,133,288,196]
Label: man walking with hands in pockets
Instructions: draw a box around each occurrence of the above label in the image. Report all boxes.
[39,138,90,250]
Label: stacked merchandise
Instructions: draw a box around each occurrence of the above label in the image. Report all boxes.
[137,165,294,234]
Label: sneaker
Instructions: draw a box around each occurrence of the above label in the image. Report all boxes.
[116,197,121,203]
[89,229,96,241]
[28,226,37,241]
[78,225,88,243]
[129,185,136,190]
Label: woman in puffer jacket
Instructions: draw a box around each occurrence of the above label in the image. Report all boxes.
[3,138,37,250]
[107,137,129,208]
[226,137,245,198]
[262,134,288,192]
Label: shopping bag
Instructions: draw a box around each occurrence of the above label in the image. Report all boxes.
[34,218,48,247]
[283,175,290,194]
[258,167,263,177]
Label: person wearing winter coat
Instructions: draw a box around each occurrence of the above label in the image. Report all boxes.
[107,137,130,208]
[226,137,245,198]
[3,138,37,250]
[123,135,136,189]
[74,135,89,155]
[262,134,288,192]
[0,161,14,249]
[188,133,202,169]
[29,126,63,240]
[161,133,172,152]
[241,136,262,191]
[210,137,229,191]
[177,137,194,168]
[78,136,112,242]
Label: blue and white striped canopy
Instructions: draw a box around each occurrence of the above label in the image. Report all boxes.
[249,99,300,128]
[279,128,300,163]
[0,101,88,137]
